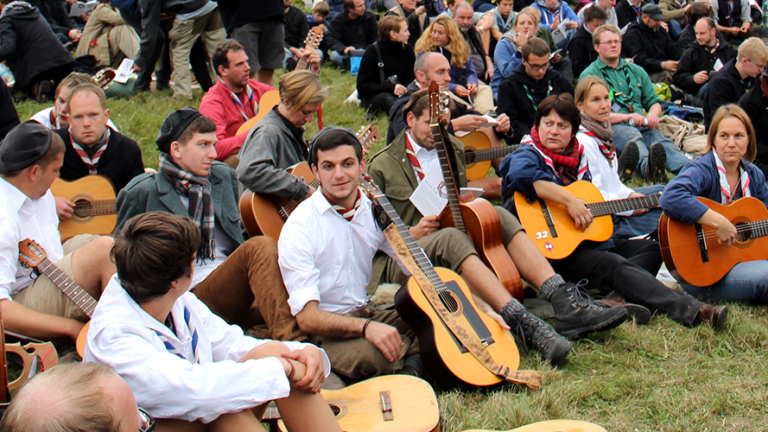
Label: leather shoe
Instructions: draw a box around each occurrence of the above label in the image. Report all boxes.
[595,292,652,325]
[697,305,728,330]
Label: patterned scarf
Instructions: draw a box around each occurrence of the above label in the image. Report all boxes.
[69,127,110,175]
[713,150,751,204]
[405,133,426,181]
[222,80,257,123]
[580,112,616,166]
[529,125,586,185]
[158,152,216,261]
[709,39,720,55]
[324,189,363,221]
[153,307,199,364]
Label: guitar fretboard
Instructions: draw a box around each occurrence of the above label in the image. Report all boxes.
[37,259,96,317]
[466,145,520,164]
[431,124,465,232]
[74,199,117,216]
[586,193,661,217]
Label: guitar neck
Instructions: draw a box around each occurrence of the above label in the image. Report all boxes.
[431,124,465,232]
[36,259,96,317]
[86,199,117,216]
[586,193,661,217]
[466,145,520,164]
[741,219,768,240]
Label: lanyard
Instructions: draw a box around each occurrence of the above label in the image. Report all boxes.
[222,80,256,123]
[522,81,553,110]
[709,39,720,55]
[601,65,636,112]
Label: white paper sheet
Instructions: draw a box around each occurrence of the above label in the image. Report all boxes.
[409,164,448,217]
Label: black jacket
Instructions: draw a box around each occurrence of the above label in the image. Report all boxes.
[384,4,428,46]
[0,3,73,90]
[673,36,737,95]
[56,127,145,193]
[622,19,682,74]
[135,0,209,69]
[217,0,282,31]
[356,40,415,99]
[28,0,77,39]
[738,84,768,178]
[497,63,573,143]
[284,5,309,49]
[615,0,651,29]
[567,24,598,79]
[326,10,378,52]
[703,59,757,128]
[0,79,19,141]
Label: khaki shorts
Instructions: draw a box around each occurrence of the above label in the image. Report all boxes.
[12,234,98,322]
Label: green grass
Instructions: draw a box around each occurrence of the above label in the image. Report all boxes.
[13,66,768,432]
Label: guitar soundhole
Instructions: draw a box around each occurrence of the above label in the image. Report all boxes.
[440,292,459,313]
[735,222,751,243]
[72,198,94,218]
[329,404,341,416]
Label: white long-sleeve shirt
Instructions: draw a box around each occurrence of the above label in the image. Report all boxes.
[577,128,635,216]
[83,275,330,423]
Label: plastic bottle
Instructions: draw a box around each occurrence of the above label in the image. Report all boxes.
[0,63,14,88]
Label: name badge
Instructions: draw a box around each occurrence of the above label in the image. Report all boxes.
[612,102,621,112]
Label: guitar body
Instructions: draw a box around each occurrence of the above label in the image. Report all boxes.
[441,198,523,300]
[50,175,117,241]
[463,419,607,432]
[76,321,90,357]
[658,197,768,287]
[460,131,492,181]
[275,375,441,432]
[235,89,280,136]
[514,181,613,260]
[395,267,520,389]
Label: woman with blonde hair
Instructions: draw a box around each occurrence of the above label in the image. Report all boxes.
[661,104,768,304]
[489,8,540,94]
[415,16,495,113]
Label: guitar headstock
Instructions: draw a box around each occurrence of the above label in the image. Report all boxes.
[428,81,450,126]
[356,125,380,156]
[18,239,47,269]
[358,174,394,232]
[304,27,325,50]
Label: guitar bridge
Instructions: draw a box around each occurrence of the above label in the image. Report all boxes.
[379,391,393,422]
[538,199,558,238]
[695,224,709,263]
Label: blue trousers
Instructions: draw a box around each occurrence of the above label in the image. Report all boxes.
[613,124,691,176]
[612,184,665,239]
[683,260,768,304]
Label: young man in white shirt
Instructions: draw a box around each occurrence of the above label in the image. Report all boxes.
[0,121,115,344]
[85,211,341,431]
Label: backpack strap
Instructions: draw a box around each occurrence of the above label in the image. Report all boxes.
[373,41,386,84]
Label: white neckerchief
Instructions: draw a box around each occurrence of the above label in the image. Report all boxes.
[713,150,751,204]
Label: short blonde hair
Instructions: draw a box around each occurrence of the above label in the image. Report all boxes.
[707,104,757,163]
[518,7,541,28]
[575,75,609,105]
[278,70,329,112]
[737,37,768,64]
[592,24,621,46]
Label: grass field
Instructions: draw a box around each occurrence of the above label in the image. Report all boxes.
[13,63,768,432]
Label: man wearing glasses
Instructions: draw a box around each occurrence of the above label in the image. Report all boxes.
[497,38,573,144]
[703,37,768,128]
[580,24,690,184]
[0,362,155,432]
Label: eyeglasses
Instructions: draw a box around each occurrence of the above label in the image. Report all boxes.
[597,40,621,46]
[526,61,550,71]
[139,408,155,432]
[747,58,767,71]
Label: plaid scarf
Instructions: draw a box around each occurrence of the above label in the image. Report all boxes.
[158,152,216,261]
[580,112,616,166]
[530,125,585,185]
[69,128,110,175]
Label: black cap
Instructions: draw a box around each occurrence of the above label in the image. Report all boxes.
[0,121,53,175]
[156,107,202,153]
[642,4,665,20]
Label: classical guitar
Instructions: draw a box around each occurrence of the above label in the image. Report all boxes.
[17,239,96,357]
[658,197,768,287]
[459,131,520,181]
[50,175,117,241]
[428,82,523,301]
[463,419,607,432]
[236,27,325,136]
[239,125,379,242]
[360,175,540,390]
[514,180,661,260]
[261,375,441,432]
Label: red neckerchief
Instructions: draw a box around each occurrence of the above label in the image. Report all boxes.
[324,189,362,221]
[69,128,110,175]
[404,132,426,181]
[530,125,585,185]
[584,131,616,165]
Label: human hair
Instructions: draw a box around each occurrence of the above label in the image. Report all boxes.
[379,15,407,41]
[737,37,768,64]
[278,70,329,112]
[574,75,609,105]
[55,72,93,100]
[343,0,355,12]
[698,16,716,31]
[175,115,217,146]
[445,0,457,8]
[583,4,608,23]
[522,38,549,62]
[67,83,107,111]
[413,51,439,76]
[414,16,470,67]
[707,104,757,162]
[592,24,621,45]
[309,127,363,168]
[212,40,244,75]
[455,1,474,14]
[534,94,581,133]
[403,88,431,121]
[687,2,710,26]
[313,1,330,18]
[518,7,541,27]
[112,212,201,304]
[0,363,120,432]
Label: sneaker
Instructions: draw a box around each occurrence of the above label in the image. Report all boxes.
[550,281,630,340]
[617,141,640,183]
[507,309,572,367]
[647,143,667,183]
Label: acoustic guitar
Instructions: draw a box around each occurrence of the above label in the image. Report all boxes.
[236,27,325,136]
[239,125,379,242]
[17,239,95,357]
[658,197,768,287]
[463,419,607,432]
[460,131,520,181]
[50,175,117,241]
[360,175,540,390]
[428,82,523,301]
[514,181,661,260]
[262,375,441,432]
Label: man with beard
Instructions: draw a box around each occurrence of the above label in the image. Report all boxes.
[454,1,493,82]
[621,4,683,83]
[673,18,737,101]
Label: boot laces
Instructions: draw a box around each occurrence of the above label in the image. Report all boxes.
[511,311,558,353]
[567,279,603,311]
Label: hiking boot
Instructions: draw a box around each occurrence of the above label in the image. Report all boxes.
[508,309,572,367]
[647,143,667,183]
[594,292,652,325]
[550,281,630,340]
[617,141,640,183]
[696,304,728,330]
[400,354,425,378]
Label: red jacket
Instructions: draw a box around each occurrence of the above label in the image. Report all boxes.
[199,79,275,160]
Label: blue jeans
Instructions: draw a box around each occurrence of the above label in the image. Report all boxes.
[612,184,665,239]
[668,19,683,40]
[330,50,346,67]
[612,124,690,176]
[682,260,768,304]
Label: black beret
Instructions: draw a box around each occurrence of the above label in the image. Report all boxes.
[0,121,53,175]
[156,107,202,153]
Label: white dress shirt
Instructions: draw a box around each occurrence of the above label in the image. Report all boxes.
[278,189,408,316]
[0,178,63,301]
[30,107,119,131]
[577,128,635,216]
[578,3,618,28]
[84,275,330,423]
